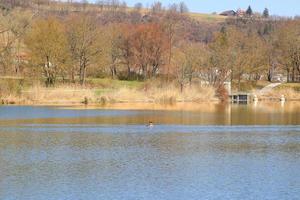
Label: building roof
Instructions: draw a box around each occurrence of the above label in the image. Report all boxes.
[220,10,236,16]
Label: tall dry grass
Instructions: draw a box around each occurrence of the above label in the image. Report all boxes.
[261,88,300,100]
[98,84,216,104]
[21,84,95,104]
[0,80,96,105]
[0,79,25,104]
[1,78,217,105]
[151,85,216,103]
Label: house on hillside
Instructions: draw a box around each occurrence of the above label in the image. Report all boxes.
[141,14,152,23]
[236,9,246,17]
[219,9,247,17]
[219,10,236,17]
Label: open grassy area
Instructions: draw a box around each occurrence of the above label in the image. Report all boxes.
[189,12,227,22]
[276,83,300,91]
[254,81,272,90]
[231,80,271,92]
[87,78,144,89]
[86,78,144,96]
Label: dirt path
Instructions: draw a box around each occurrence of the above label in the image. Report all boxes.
[259,83,282,94]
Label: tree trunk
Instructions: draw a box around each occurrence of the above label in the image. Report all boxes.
[79,65,83,84]
[297,66,300,82]
[127,65,131,80]
[167,43,172,83]
[292,66,296,82]
[180,82,184,93]
[152,64,158,77]
[71,67,75,83]
[267,67,273,82]
[142,65,147,80]
[238,74,241,91]
[189,73,192,86]
[80,66,86,85]
[110,65,117,79]
[79,55,87,85]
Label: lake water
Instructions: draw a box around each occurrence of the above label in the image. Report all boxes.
[0,103,299,200]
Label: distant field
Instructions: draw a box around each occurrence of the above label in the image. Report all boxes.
[189,12,227,22]
[129,7,227,23]
[37,2,227,24]
[126,6,227,23]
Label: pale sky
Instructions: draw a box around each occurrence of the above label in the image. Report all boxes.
[89,0,300,16]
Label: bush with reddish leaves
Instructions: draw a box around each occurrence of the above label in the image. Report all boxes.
[216,85,229,102]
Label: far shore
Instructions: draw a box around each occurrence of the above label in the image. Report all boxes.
[2,99,300,111]
[1,90,300,107]
[0,99,220,107]
[1,79,299,107]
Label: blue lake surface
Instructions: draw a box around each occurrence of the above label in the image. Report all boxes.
[0,104,299,200]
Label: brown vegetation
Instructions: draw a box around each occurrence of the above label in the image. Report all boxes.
[0,79,216,105]
[264,88,300,100]
[0,0,299,104]
[100,84,216,103]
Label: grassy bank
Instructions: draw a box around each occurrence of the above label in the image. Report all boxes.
[1,78,300,105]
[250,82,300,101]
[265,83,300,100]
[0,78,217,105]
[230,81,300,100]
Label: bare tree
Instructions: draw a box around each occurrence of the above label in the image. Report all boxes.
[25,17,69,86]
[66,14,103,85]
[151,1,163,14]
[179,2,188,13]
[134,2,142,11]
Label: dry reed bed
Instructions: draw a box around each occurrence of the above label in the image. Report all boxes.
[96,86,216,104]
[1,84,217,105]
[1,85,300,105]
[1,85,94,105]
[258,88,300,101]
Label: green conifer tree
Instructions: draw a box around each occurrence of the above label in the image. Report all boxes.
[263,8,269,18]
[246,6,253,16]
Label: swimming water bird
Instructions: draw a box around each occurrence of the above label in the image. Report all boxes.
[147,122,154,128]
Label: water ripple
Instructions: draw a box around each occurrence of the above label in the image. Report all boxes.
[1,124,300,134]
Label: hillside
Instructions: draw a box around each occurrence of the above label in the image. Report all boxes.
[0,0,226,24]
[0,0,299,105]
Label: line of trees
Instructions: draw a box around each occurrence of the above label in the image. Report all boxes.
[0,0,300,89]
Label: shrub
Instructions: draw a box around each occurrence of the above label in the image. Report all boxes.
[216,85,229,102]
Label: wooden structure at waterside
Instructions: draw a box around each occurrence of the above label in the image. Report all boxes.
[230,93,251,104]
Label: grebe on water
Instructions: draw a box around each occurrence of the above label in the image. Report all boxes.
[147,121,154,128]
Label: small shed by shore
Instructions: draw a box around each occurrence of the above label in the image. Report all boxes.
[230,93,251,104]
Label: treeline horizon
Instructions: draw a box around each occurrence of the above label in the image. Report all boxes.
[0,0,300,91]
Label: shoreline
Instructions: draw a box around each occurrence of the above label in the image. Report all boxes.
[1,85,300,107]
[0,99,220,107]
[3,99,300,106]
[2,96,300,107]
[2,96,300,105]
[1,99,300,110]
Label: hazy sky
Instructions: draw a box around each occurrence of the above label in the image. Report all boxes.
[90,0,299,16]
